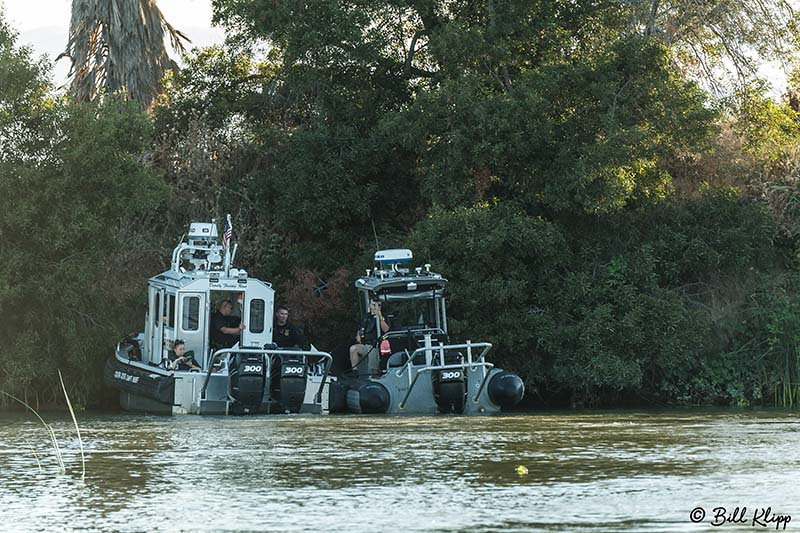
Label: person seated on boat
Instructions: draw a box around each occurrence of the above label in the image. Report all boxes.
[349,299,389,374]
[273,304,306,349]
[211,299,245,349]
[169,339,201,371]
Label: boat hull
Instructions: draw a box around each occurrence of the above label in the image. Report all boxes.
[104,356,175,406]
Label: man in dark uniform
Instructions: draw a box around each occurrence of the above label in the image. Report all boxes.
[349,299,389,372]
[272,305,305,349]
[211,299,245,348]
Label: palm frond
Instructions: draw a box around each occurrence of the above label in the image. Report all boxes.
[62,0,191,107]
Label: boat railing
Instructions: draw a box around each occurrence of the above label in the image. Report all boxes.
[200,347,333,404]
[393,341,494,409]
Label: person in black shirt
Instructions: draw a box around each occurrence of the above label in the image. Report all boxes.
[349,299,389,372]
[211,299,245,349]
[273,305,305,348]
[168,339,201,371]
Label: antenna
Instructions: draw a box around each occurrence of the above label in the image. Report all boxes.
[370,216,380,251]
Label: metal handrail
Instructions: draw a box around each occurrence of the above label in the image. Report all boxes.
[382,327,445,338]
[398,361,495,409]
[393,340,494,409]
[114,342,172,376]
[394,341,492,377]
[200,347,333,404]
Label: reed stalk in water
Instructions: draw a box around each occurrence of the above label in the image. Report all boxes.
[0,390,65,474]
[30,445,43,473]
[58,370,85,480]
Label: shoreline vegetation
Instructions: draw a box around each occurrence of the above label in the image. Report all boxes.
[3,2,800,411]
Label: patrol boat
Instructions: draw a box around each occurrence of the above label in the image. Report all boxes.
[105,218,335,415]
[340,249,525,414]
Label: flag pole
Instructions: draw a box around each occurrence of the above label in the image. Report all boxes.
[224,214,232,277]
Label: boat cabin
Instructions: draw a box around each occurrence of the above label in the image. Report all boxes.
[140,221,274,369]
[355,249,451,357]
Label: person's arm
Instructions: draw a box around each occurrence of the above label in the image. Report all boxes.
[377,313,389,333]
[170,357,185,370]
[185,351,199,370]
[221,323,245,334]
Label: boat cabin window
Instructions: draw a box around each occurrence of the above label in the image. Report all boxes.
[182,295,200,331]
[167,294,176,328]
[249,298,265,334]
[153,293,161,326]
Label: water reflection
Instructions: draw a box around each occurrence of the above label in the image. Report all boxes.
[0,410,798,532]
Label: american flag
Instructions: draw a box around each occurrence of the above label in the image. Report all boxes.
[222,215,232,251]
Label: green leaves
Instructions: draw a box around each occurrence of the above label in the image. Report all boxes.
[1,19,167,404]
[4,0,797,408]
[401,38,714,213]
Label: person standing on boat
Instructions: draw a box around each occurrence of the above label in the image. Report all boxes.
[211,299,245,348]
[169,339,201,371]
[273,305,305,349]
[349,299,389,372]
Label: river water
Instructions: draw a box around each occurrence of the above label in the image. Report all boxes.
[0,410,798,532]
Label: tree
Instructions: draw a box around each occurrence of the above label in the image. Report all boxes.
[0,11,51,165]
[147,0,800,407]
[628,0,799,94]
[60,0,189,107]
[1,10,168,406]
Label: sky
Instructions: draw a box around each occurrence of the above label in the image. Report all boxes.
[1,0,225,86]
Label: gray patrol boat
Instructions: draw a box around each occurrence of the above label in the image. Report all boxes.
[340,249,525,414]
[105,220,523,415]
[105,218,335,415]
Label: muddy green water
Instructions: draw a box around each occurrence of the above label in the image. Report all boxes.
[0,410,798,532]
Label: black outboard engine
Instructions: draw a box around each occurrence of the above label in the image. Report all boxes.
[277,354,308,413]
[228,353,267,414]
[487,371,525,410]
[433,355,467,414]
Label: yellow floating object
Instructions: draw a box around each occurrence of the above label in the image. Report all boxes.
[515,465,528,475]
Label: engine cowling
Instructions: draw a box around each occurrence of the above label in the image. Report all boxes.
[229,353,266,414]
[277,355,308,413]
[433,367,466,414]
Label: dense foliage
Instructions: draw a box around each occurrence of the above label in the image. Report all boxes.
[1,16,167,407]
[3,1,800,408]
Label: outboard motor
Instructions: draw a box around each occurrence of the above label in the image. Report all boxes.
[346,381,390,414]
[277,355,308,413]
[228,353,267,414]
[433,355,467,414]
[487,371,525,410]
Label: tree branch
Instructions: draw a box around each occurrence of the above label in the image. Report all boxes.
[645,0,660,38]
[404,29,427,79]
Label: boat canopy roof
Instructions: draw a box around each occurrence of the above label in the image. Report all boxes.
[148,218,270,291]
[355,249,447,298]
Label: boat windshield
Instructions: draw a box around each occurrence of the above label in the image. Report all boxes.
[382,296,441,331]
